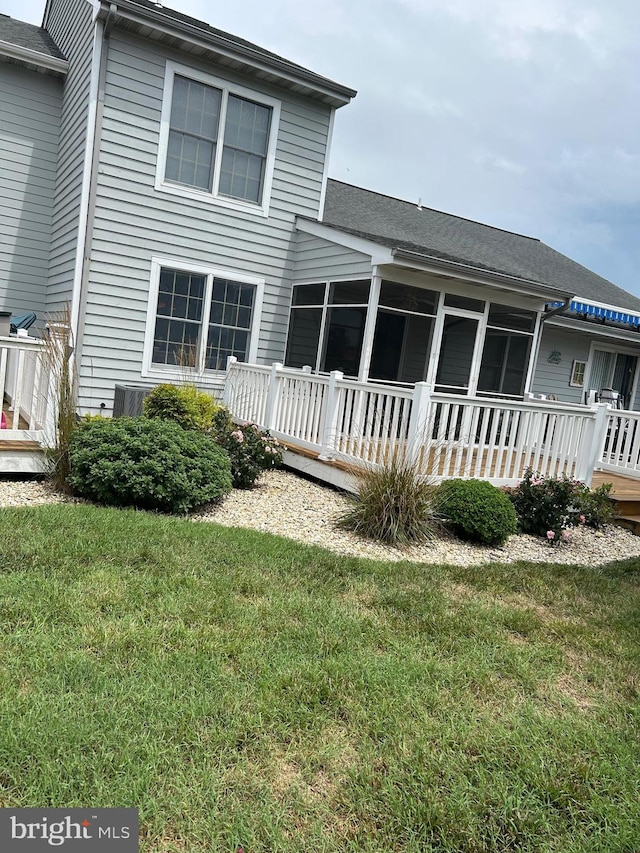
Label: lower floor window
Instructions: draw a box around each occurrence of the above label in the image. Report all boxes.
[147,261,260,374]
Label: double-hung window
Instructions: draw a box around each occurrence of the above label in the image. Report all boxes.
[143,259,263,378]
[157,62,280,214]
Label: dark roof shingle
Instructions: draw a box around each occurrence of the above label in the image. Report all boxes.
[0,15,65,60]
[323,180,640,311]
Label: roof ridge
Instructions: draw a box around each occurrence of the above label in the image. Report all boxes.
[327,178,541,243]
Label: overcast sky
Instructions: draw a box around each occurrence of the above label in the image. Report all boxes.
[5,0,640,299]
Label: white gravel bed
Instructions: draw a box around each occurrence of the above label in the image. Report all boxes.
[2,471,639,567]
[194,469,640,567]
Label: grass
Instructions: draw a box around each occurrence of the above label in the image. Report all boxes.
[0,504,638,852]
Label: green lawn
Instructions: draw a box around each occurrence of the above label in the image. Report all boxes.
[0,504,638,852]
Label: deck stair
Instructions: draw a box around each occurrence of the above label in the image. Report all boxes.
[591,471,640,536]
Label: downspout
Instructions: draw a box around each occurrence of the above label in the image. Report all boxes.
[542,297,572,320]
[526,297,572,396]
[73,3,118,361]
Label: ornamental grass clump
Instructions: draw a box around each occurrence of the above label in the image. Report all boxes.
[438,478,517,546]
[68,417,232,513]
[336,454,439,546]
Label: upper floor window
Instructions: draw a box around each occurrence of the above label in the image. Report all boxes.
[157,63,280,216]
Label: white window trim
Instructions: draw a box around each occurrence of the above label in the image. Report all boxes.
[155,61,281,218]
[569,359,586,387]
[142,256,264,382]
[584,341,640,408]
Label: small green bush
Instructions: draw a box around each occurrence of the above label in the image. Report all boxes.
[68,417,232,513]
[212,409,283,488]
[507,470,613,537]
[337,456,439,546]
[438,478,517,546]
[143,384,218,431]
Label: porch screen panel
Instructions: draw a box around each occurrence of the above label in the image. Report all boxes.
[478,333,531,396]
[435,316,478,393]
[399,314,434,383]
[322,307,366,377]
[285,308,322,369]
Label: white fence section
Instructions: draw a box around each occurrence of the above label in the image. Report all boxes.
[223,359,625,486]
[0,335,51,443]
[599,410,640,477]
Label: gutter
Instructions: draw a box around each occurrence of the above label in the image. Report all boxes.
[391,247,573,302]
[0,39,68,75]
[542,298,572,320]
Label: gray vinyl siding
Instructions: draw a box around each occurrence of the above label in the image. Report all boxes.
[43,0,96,314]
[0,64,62,319]
[293,232,373,282]
[78,31,335,412]
[531,326,591,404]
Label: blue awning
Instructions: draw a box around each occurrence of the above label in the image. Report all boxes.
[547,300,640,326]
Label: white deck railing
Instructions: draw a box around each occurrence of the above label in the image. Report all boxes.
[0,335,52,443]
[599,410,640,477]
[223,360,625,486]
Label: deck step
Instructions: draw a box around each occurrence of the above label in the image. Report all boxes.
[0,439,46,474]
[614,515,640,536]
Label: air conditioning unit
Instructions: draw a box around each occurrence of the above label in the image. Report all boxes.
[113,385,153,418]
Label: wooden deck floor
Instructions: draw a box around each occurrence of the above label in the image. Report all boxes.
[591,470,640,500]
[2,399,29,431]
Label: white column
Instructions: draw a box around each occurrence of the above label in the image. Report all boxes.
[358,269,381,382]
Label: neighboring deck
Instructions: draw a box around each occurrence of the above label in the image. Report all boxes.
[592,470,640,535]
[1,334,51,474]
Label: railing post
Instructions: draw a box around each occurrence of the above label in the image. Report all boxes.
[319,369,343,460]
[575,402,610,486]
[406,382,433,465]
[222,356,237,408]
[264,362,283,431]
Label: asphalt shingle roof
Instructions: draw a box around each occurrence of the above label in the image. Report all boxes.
[323,180,640,312]
[0,15,65,60]
[114,0,356,102]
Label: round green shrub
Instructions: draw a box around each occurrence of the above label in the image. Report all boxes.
[143,384,219,432]
[438,478,517,546]
[68,417,232,513]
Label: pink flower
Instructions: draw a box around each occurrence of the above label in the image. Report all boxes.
[561,530,570,542]
[546,530,555,541]
[579,514,586,524]
[231,430,244,443]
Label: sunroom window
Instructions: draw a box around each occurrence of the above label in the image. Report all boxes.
[477,305,536,397]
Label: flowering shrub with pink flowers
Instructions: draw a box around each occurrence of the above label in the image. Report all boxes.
[506,469,613,542]
[212,407,283,488]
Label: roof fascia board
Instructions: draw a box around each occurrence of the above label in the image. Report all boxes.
[296,219,391,265]
[97,1,355,105]
[546,314,640,345]
[0,39,68,73]
[392,248,573,301]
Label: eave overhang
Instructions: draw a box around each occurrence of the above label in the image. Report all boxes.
[0,39,68,76]
[296,218,574,303]
[95,1,356,107]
